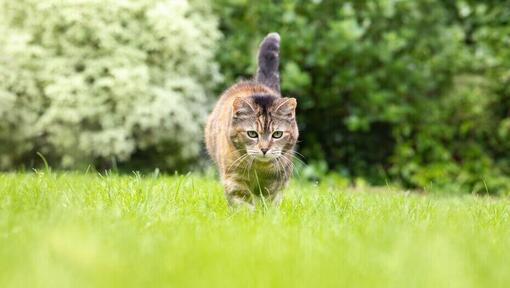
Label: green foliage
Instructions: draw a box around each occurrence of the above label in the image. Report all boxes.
[0,0,222,170]
[214,0,510,194]
[1,173,510,287]
[0,0,508,194]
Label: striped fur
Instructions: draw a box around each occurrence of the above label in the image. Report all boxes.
[205,33,298,207]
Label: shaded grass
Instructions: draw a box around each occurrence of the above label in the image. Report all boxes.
[1,172,509,288]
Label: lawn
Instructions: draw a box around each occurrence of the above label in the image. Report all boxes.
[0,172,509,288]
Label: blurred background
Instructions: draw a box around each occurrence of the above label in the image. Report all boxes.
[0,0,509,194]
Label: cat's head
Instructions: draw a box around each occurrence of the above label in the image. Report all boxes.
[230,94,298,163]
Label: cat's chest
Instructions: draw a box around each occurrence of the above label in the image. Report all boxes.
[244,168,284,195]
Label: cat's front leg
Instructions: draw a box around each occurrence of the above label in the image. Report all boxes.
[264,180,286,205]
[223,177,255,209]
[268,190,283,205]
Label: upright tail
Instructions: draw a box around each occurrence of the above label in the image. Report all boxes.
[255,32,280,94]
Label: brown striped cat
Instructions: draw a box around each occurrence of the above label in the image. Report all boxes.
[205,33,299,208]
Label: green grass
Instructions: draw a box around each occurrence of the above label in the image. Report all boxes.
[1,172,509,288]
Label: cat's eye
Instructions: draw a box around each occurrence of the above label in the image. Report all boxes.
[247,131,258,138]
[272,131,283,139]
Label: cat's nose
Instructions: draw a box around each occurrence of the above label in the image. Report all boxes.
[261,148,268,155]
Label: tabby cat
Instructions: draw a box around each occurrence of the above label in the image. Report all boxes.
[205,33,299,207]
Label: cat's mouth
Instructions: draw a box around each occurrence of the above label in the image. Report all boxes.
[254,155,274,163]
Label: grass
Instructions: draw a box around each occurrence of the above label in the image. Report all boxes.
[1,172,509,288]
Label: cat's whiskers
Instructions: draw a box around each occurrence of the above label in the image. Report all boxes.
[227,153,250,172]
[281,153,304,177]
[281,152,305,176]
[268,151,283,178]
[291,150,306,158]
[288,151,306,166]
[277,154,294,176]
[273,155,288,180]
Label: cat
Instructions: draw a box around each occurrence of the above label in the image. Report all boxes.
[205,32,299,207]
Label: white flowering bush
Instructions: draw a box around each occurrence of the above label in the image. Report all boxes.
[0,0,222,169]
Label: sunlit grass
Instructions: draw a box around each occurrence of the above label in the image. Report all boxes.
[0,172,509,287]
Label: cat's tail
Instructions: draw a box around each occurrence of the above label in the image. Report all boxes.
[255,32,280,94]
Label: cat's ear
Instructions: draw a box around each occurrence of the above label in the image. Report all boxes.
[273,97,297,119]
[232,97,255,118]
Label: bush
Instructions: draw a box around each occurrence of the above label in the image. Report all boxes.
[214,0,510,194]
[0,0,222,170]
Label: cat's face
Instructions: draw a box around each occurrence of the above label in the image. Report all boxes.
[230,94,298,163]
